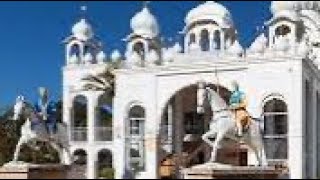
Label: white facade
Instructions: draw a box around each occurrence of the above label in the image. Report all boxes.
[62,1,320,179]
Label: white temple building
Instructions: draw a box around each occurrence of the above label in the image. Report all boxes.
[61,1,320,179]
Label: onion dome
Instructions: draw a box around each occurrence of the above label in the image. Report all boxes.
[72,19,94,41]
[111,50,121,62]
[83,52,94,64]
[96,51,107,64]
[227,40,244,56]
[172,42,182,53]
[130,6,159,38]
[163,48,174,63]
[185,1,233,28]
[248,34,268,54]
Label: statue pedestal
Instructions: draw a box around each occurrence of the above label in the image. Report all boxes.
[181,163,287,179]
[0,162,69,179]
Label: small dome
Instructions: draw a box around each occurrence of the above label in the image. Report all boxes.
[69,54,79,64]
[83,52,94,64]
[111,50,122,62]
[249,34,268,54]
[163,48,174,63]
[185,1,233,28]
[130,7,159,38]
[172,42,182,53]
[227,40,244,56]
[72,19,94,41]
[96,51,107,64]
[271,1,300,14]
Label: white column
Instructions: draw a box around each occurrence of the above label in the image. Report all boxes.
[288,66,303,179]
[87,93,97,143]
[209,31,214,52]
[87,149,97,179]
[114,96,127,179]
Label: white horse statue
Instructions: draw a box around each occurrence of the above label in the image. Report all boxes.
[10,95,72,165]
[198,84,267,166]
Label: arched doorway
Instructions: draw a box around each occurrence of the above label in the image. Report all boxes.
[71,95,88,141]
[96,149,113,179]
[159,83,231,179]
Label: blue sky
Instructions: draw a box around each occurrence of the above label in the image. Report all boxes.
[0,1,271,107]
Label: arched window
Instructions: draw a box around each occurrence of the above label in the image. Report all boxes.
[128,105,146,172]
[263,98,288,165]
[72,95,88,141]
[200,29,210,51]
[133,42,145,59]
[189,33,196,46]
[213,31,221,50]
[95,94,113,141]
[275,25,291,37]
[70,43,80,57]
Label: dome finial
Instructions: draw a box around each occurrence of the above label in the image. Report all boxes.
[143,1,150,9]
[79,5,88,20]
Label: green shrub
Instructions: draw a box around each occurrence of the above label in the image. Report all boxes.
[99,167,114,179]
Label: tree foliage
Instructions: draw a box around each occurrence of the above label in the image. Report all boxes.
[0,101,62,165]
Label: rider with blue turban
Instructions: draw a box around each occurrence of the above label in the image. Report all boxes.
[229,81,250,137]
[34,87,58,135]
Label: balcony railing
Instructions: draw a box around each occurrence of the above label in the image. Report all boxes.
[71,127,113,142]
[71,127,88,142]
[95,127,113,141]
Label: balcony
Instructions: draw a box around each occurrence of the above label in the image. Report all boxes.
[71,127,113,142]
[71,127,88,142]
[95,127,113,141]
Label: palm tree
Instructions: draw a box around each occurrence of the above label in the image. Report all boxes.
[81,65,116,97]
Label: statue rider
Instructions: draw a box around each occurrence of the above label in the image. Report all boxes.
[34,87,58,136]
[229,81,250,137]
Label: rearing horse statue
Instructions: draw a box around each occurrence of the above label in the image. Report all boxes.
[198,83,267,166]
[10,95,72,165]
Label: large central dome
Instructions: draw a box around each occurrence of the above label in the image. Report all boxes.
[185,1,233,28]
